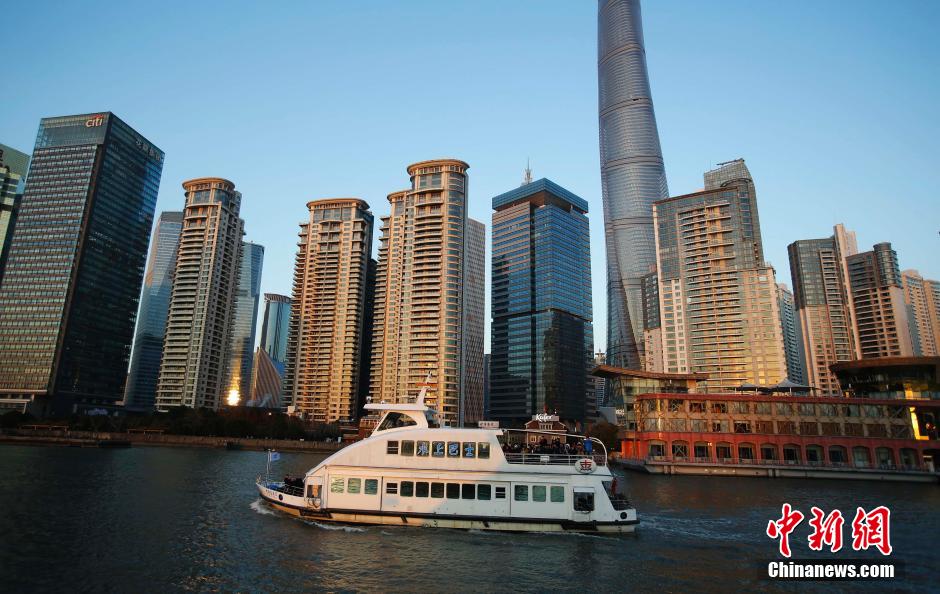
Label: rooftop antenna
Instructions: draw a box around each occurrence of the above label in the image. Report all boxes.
[522,158,533,186]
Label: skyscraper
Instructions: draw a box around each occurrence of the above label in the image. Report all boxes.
[225,241,264,405]
[776,283,807,384]
[124,211,183,411]
[490,178,593,426]
[788,225,859,395]
[462,218,486,425]
[598,0,669,369]
[156,178,243,410]
[846,242,914,359]
[371,159,471,425]
[0,143,29,281]
[900,270,940,356]
[0,113,164,415]
[283,199,374,422]
[653,160,787,391]
[259,293,291,368]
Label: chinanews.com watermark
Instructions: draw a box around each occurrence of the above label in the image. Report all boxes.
[763,503,900,581]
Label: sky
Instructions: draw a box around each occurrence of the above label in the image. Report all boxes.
[3,0,939,353]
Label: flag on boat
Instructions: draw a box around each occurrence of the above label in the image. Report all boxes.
[268,450,281,462]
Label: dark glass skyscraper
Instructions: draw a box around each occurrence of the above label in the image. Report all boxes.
[0,113,163,415]
[0,143,30,282]
[259,293,291,368]
[598,0,669,369]
[124,211,183,411]
[225,241,264,403]
[490,179,593,426]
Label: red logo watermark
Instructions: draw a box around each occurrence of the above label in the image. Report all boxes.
[767,503,892,558]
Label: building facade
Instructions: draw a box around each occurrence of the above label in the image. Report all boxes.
[0,143,29,281]
[259,293,291,367]
[124,211,183,410]
[371,159,471,425]
[901,270,940,357]
[0,113,164,415]
[225,241,264,405]
[787,225,859,395]
[462,218,486,425]
[776,283,807,384]
[846,242,913,359]
[598,0,670,369]
[156,178,243,410]
[652,160,787,392]
[490,178,593,427]
[283,198,374,422]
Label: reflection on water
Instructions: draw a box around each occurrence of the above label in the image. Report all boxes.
[0,445,936,592]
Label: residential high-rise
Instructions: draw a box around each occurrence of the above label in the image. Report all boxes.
[259,293,291,367]
[640,271,664,372]
[598,0,670,369]
[653,160,787,392]
[462,219,486,425]
[283,198,374,422]
[900,270,940,356]
[490,178,593,426]
[0,113,164,415]
[225,241,264,405]
[483,353,491,420]
[371,159,471,425]
[776,283,807,384]
[846,242,914,359]
[788,225,859,395]
[124,211,184,410]
[156,178,244,410]
[0,143,29,280]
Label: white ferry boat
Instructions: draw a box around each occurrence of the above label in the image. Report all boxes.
[256,384,638,534]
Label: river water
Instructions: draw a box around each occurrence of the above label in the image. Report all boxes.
[0,445,936,592]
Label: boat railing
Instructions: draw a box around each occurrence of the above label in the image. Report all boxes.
[503,452,608,466]
[256,473,304,497]
[498,429,608,465]
[609,496,632,511]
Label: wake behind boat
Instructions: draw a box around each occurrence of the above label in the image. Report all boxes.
[256,381,638,533]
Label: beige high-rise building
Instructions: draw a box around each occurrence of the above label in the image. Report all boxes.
[846,242,913,359]
[787,225,859,396]
[371,159,473,425]
[157,178,243,410]
[283,199,374,422]
[901,270,940,356]
[652,160,787,392]
[462,218,486,425]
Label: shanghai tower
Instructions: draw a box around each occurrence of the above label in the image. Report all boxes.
[598,0,669,368]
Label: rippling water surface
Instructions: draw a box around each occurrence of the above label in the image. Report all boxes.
[0,445,936,592]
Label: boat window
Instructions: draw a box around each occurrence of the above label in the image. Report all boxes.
[462,442,475,458]
[447,442,460,457]
[307,484,321,498]
[330,477,345,493]
[478,484,492,500]
[461,484,475,499]
[478,443,490,459]
[348,478,361,494]
[432,442,446,457]
[514,485,528,501]
[377,412,418,432]
[416,482,430,497]
[532,485,546,502]
[386,482,398,495]
[495,486,506,499]
[550,486,564,503]
[446,483,460,499]
[573,491,594,512]
[431,483,444,498]
[386,441,399,455]
[365,479,378,495]
[401,441,415,456]
[416,441,430,456]
[400,481,414,497]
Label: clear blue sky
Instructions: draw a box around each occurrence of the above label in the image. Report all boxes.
[3,0,938,352]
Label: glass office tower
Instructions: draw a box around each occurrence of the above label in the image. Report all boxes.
[225,241,264,405]
[124,211,184,410]
[0,113,164,415]
[0,143,30,282]
[598,0,670,369]
[259,293,291,367]
[490,178,593,426]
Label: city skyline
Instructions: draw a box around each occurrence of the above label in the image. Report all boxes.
[2,1,939,354]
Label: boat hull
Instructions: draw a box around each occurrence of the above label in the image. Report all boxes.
[257,488,636,534]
